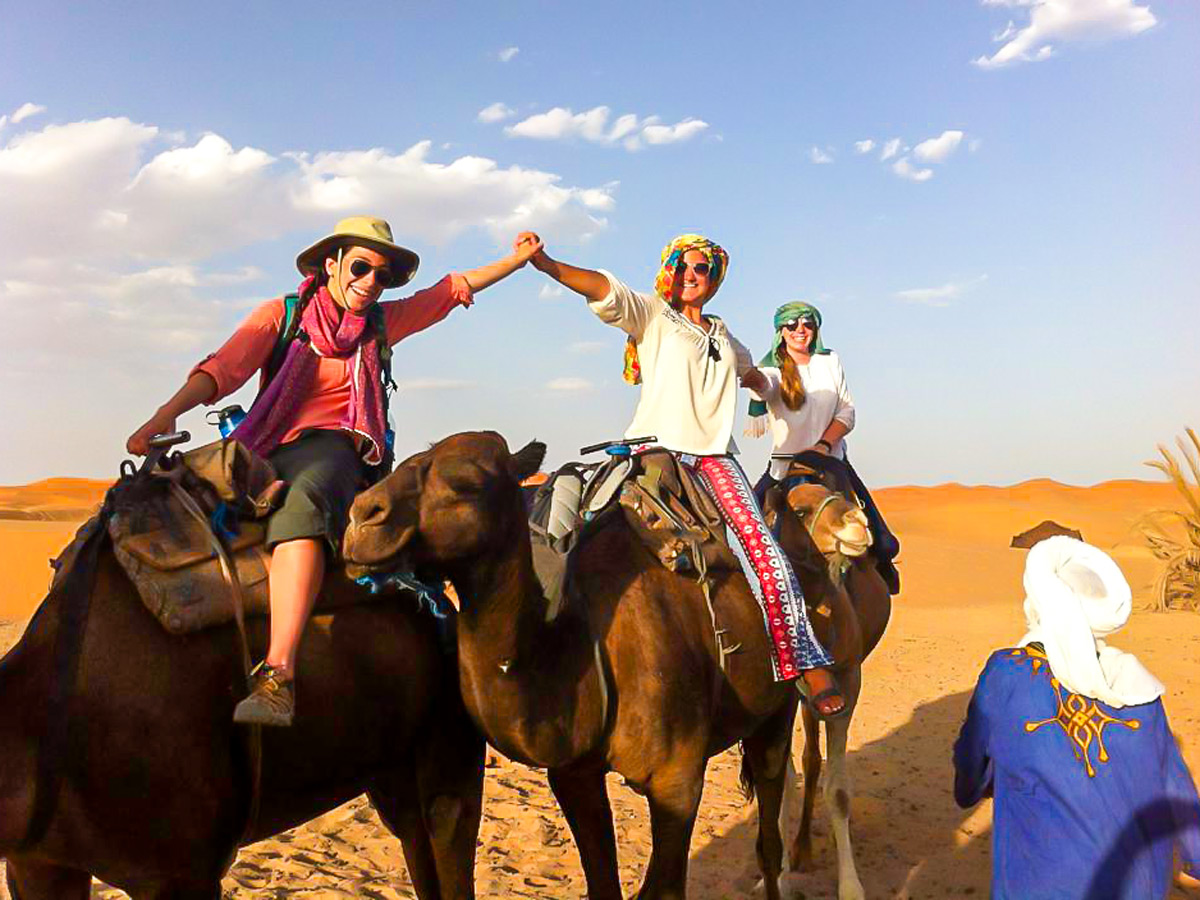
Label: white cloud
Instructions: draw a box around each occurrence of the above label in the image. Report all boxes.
[502,106,709,151]
[10,102,46,124]
[880,137,903,161]
[809,146,834,164]
[538,283,565,299]
[641,119,709,146]
[497,46,520,63]
[569,340,607,354]
[477,102,515,124]
[892,157,934,182]
[912,129,965,163]
[0,114,616,367]
[547,377,593,392]
[854,139,876,154]
[974,0,1156,69]
[895,274,989,306]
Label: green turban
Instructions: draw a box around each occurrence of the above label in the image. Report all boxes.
[747,302,831,422]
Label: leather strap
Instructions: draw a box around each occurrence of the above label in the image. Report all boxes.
[167,481,263,846]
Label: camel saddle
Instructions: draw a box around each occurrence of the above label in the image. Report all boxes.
[527,451,740,609]
[95,438,369,637]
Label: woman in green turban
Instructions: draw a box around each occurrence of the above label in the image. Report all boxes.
[746,302,900,594]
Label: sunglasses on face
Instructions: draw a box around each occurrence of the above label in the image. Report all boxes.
[676,261,712,277]
[348,257,397,288]
[783,318,816,332]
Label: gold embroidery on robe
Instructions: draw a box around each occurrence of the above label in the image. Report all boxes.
[1010,646,1140,778]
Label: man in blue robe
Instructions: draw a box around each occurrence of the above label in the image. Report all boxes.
[954,537,1200,899]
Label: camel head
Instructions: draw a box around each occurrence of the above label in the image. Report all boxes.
[764,475,872,584]
[343,431,546,576]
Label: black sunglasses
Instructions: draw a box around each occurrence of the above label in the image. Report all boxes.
[783,318,816,332]
[348,257,397,288]
[675,260,712,277]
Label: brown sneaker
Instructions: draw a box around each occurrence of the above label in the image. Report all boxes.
[233,663,295,727]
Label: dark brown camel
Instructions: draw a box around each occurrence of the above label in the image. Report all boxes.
[342,431,882,900]
[761,476,892,900]
[0,514,484,899]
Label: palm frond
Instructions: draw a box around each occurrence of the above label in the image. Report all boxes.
[1140,428,1200,613]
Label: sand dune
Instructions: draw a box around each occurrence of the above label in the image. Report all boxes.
[1,477,1196,898]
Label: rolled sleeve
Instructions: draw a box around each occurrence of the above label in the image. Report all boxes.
[191,298,284,404]
[587,270,658,339]
[382,273,471,345]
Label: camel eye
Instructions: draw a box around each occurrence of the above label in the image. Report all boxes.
[437,461,492,494]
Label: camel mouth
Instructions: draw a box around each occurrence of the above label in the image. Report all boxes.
[835,539,871,558]
[342,523,414,576]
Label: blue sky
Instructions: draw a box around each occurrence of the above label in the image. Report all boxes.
[1,0,1196,487]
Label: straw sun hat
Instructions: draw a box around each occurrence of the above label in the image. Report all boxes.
[295,216,420,287]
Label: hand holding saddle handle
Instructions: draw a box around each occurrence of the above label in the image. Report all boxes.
[148,431,191,450]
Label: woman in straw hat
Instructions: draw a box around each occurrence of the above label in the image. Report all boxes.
[127,216,542,726]
[744,302,900,593]
[954,536,1200,898]
[521,232,846,718]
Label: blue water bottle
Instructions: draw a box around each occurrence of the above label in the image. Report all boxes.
[208,404,247,438]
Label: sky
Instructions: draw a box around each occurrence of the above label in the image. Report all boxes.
[1,0,1196,487]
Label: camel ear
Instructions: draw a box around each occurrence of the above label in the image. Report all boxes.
[509,440,547,483]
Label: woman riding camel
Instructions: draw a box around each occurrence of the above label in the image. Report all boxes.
[746,302,900,593]
[127,216,542,726]
[523,232,846,718]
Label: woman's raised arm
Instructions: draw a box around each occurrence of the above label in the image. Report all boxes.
[460,233,547,294]
[523,233,610,301]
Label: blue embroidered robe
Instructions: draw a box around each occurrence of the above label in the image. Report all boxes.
[954,646,1200,899]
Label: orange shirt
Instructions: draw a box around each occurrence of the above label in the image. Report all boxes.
[192,274,471,448]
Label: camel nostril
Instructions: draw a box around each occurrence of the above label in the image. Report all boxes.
[356,501,390,527]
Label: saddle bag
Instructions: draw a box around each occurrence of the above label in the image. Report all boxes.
[107,439,284,635]
[618,452,740,576]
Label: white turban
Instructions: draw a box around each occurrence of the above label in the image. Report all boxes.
[1018,536,1164,709]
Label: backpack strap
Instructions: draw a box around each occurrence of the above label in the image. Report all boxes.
[262,292,306,390]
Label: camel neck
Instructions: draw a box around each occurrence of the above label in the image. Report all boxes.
[446,520,608,766]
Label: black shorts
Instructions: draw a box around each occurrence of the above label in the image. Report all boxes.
[265,429,366,553]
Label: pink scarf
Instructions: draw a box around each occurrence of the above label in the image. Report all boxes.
[232,277,387,464]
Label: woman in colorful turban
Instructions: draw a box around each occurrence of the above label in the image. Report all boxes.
[745,301,900,594]
[521,232,845,718]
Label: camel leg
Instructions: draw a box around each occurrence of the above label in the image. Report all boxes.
[823,670,864,900]
[742,702,799,900]
[4,859,90,900]
[370,711,485,900]
[635,756,706,900]
[546,764,622,900]
[789,703,821,872]
[369,764,452,900]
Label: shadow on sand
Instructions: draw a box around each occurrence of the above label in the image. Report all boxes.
[687,690,993,899]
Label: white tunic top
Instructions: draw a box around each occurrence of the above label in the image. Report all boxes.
[590,271,753,455]
[754,352,856,479]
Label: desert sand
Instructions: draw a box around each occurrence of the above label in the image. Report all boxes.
[1,476,1197,899]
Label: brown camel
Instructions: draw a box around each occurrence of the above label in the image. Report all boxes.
[760,474,892,900]
[342,431,883,900]
[0,507,484,899]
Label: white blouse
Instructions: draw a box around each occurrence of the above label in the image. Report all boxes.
[589,271,753,455]
[754,352,856,479]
